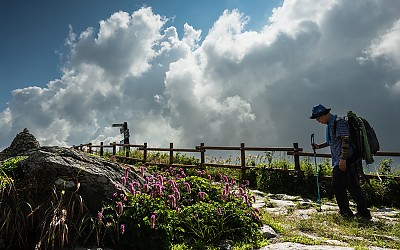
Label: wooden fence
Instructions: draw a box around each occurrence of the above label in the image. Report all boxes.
[73,142,303,179]
[72,141,400,180]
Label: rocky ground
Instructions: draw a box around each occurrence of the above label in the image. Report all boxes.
[251,190,400,250]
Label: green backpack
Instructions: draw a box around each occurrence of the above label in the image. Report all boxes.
[346,111,380,164]
[334,111,380,164]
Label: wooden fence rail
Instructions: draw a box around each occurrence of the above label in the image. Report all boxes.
[72,142,400,180]
[73,142,304,179]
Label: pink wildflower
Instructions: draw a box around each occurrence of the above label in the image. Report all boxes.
[97,211,103,221]
[140,166,147,177]
[129,183,136,196]
[153,183,164,196]
[150,212,156,229]
[238,187,244,196]
[225,183,230,194]
[143,183,150,193]
[184,182,191,194]
[157,174,164,186]
[207,174,212,180]
[121,176,127,187]
[198,191,207,201]
[113,192,118,198]
[114,183,119,190]
[181,171,187,178]
[168,179,177,188]
[243,193,249,203]
[124,166,130,178]
[222,190,227,201]
[169,194,177,209]
[217,207,222,215]
[145,176,151,184]
[173,188,181,201]
[120,224,125,235]
[117,201,124,215]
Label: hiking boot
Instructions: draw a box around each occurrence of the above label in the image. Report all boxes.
[356,210,372,220]
[340,210,354,219]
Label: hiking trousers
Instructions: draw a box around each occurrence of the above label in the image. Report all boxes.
[332,162,369,215]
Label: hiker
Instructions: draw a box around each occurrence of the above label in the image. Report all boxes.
[309,104,371,219]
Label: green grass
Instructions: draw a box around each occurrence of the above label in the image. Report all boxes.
[261,208,400,249]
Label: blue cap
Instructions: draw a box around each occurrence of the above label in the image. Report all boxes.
[310,104,331,119]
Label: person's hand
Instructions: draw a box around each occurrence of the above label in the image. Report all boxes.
[312,143,319,149]
[339,159,346,171]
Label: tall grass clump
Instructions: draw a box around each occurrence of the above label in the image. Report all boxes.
[0,157,33,249]
[0,157,90,249]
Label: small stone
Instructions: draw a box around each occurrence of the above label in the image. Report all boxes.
[260,225,277,239]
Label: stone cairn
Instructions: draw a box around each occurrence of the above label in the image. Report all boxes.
[0,128,40,161]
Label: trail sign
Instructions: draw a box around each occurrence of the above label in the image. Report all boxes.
[112,124,124,127]
[124,129,130,138]
[112,122,130,145]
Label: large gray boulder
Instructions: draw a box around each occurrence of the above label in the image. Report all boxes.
[18,146,127,213]
[0,129,133,214]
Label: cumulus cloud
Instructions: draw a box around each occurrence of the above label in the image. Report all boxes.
[1,0,400,158]
[359,19,400,68]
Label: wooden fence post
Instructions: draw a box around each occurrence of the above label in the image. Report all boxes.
[240,143,246,180]
[112,142,116,155]
[143,143,147,163]
[99,142,104,156]
[293,142,301,170]
[200,143,205,168]
[125,144,130,158]
[170,143,174,165]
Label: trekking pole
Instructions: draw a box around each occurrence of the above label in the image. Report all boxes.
[311,134,322,212]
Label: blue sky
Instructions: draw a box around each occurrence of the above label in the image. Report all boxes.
[1,0,400,167]
[0,0,281,110]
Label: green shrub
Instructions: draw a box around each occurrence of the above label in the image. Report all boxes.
[96,167,263,249]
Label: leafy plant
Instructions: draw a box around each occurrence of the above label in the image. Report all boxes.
[0,156,28,177]
[95,166,263,249]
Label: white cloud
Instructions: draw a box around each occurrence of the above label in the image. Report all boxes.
[359,19,400,68]
[1,1,400,155]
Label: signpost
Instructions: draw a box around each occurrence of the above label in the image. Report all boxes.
[112,122,130,146]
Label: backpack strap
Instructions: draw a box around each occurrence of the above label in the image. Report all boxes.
[331,116,341,141]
